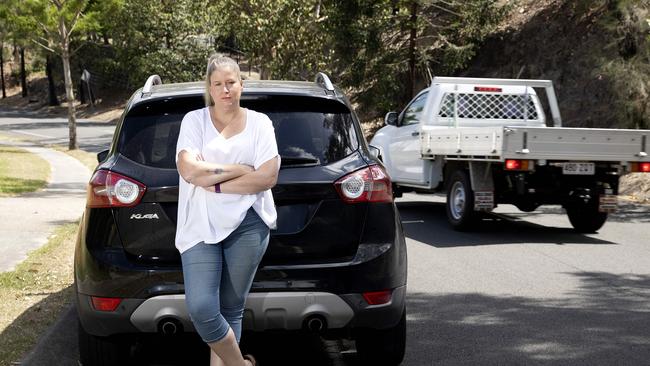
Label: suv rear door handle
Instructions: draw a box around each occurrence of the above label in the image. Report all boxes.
[411,131,420,137]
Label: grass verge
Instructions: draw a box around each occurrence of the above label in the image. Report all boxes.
[0,223,78,366]
[0,133,25,144]
[50,145,99,172]
[0,146,49,197]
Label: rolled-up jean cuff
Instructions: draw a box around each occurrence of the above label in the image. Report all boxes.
[203,325,230,344]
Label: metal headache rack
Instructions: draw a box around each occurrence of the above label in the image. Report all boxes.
[432,76,563,127]
[438,92,539,121]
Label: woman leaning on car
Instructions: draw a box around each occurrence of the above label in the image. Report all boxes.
[175,55,280,366]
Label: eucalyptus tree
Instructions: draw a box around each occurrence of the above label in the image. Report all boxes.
[218,0,331,80]
[15,0,106,149]
[108,0,227,87]
[323,0,510,118]
[0,0,36,99]
[0,4,9,98]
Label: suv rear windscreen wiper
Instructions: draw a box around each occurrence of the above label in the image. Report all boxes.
[280,156,320,168]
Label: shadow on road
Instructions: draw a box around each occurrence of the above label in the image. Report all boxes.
[603,201,650,224]
[5,273,649,365]
[124,330,360,366]
[405,272,650,365]
[511,202,650,225]
[0,285,76,365]
[396,201,616,247]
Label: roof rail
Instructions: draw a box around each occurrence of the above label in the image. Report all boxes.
[315,72,334,91]
[142,75,162,94]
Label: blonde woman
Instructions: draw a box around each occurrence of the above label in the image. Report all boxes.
[175,55,279,366]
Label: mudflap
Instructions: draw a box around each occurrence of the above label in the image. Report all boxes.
[599,194,618,213]
[469,162,495,211]
[474,191,494,211]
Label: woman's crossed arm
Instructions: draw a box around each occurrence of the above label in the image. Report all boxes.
[177,150,253,187]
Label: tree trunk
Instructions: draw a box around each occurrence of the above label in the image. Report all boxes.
[315,0,321,17]
[20,47,27,97]
[407,1,418,100]
[62,50,78,150]
[59,14,78,150]
[1,42,6,99]
[46,54,59,106]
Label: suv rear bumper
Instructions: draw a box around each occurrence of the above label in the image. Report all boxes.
[77,286,406,337]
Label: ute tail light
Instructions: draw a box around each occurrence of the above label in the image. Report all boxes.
[630,162,650,173]
[91,296,122,312]
[335,165,393,203]
[87,170,146,208]
[505,159,533,171]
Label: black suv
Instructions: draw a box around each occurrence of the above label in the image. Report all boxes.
[75,73,407,365]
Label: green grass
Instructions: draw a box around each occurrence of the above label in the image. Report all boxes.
[0,223,78,366]
[0,146,49,196]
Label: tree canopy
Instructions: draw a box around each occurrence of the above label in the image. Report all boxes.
[1,0,509,122]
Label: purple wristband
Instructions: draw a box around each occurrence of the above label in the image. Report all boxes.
[214,182,221,193]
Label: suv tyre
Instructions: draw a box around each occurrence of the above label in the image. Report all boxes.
[355,308,406,365]
[78,323,130,366]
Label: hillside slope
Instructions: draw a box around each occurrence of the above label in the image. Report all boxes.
[465,0,648,129]
[462,0,650,202]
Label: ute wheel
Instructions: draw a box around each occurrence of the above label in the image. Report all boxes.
[445,170,477,230]
[566,201,608,233]
[515,201,539,212]
[78,322,131,366]
[355,309,406,366]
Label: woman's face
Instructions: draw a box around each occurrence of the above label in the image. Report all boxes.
[209,67,242,109]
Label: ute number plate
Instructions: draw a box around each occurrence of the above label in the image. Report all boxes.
[562,162,595,175]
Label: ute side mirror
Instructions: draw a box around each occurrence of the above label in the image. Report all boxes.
[368,145,381,161]
[384,112,398,126]
[97,149,109,163]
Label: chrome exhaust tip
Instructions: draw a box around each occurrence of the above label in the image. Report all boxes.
[158,317,183,335]
[303,315,327,333]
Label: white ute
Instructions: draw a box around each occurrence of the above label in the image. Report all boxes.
[370,77,650,232]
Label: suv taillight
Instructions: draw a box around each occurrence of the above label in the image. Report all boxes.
[87,170,146,208]
[335,165,393,203]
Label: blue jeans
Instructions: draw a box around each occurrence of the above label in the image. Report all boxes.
[181,208,269,344]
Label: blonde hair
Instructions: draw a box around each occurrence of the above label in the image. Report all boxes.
[204,55,242,106]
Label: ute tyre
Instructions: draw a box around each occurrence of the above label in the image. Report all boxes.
[355,309,406,366]
[445,170,477,231]
[78,322,130,366]
[566,202,608,233]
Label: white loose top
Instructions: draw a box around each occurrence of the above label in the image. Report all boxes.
[175,107,279,254]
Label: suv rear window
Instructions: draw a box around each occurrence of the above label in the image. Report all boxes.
[118,95,359,169]
[246,95,359,168]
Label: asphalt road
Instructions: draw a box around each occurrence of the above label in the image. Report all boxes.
[19,193,650,366]
[5,116,649,365]
[0,114,116,153]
